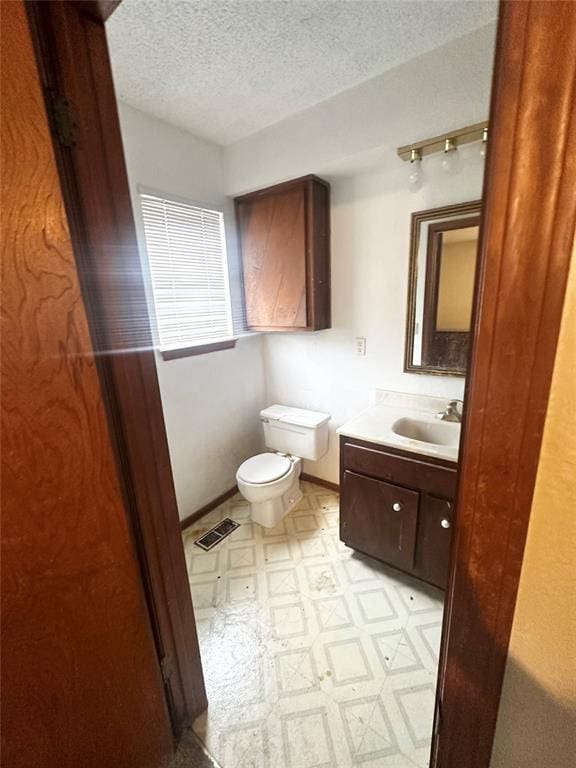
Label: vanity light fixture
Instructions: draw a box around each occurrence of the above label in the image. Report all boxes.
[480,126,489,158]
[407,148,423,192]
[441,137,460,174]
[397,121,488,163]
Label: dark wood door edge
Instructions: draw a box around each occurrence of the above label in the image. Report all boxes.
[180,486,239,532]
[76,1,123,22]
[26,0,207,736]
[301,473,340,493]
[434,2,576,767]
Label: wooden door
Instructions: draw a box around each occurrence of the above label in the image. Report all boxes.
[1,4,173,767]
[25,0,207,737]
[340,470,419,571]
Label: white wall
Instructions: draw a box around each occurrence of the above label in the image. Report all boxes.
[116,103,266,520]
[224,26,493,484]
[115,20,495,497]
[261,150,484,482]
[225,24,494,194]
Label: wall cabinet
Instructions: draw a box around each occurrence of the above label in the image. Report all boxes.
[339,436,457,589]
[235,175,330,332]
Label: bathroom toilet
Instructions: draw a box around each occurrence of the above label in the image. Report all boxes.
[236,405,330,528]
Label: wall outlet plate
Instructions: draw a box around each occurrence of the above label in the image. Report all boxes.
[355,337,366,356]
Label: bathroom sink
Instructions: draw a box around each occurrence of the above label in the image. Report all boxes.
[391,417,460,447]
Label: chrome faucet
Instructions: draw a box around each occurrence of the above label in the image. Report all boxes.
[436,400,462,423]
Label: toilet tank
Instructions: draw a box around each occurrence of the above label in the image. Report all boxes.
[260,405,330,460]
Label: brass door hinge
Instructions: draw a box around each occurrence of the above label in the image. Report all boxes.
[160,654,174,684]
[47,90,78,148]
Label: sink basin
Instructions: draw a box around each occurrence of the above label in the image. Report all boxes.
[391,417,460,447]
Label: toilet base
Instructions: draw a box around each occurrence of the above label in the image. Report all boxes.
[237,455,304,528]
[250,482,303,528]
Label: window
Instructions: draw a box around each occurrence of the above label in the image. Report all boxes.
[139,192,235,357]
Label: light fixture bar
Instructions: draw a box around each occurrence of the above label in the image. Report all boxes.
[397,121,488,161]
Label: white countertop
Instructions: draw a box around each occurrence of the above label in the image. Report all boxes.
[336,400,461,464]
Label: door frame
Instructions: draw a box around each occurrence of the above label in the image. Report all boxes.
[26,0,576,765]
[25,0,207,738]
[434,2,576,764]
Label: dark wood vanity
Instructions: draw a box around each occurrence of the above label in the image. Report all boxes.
[339,435,457,589]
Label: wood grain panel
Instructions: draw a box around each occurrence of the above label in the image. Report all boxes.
[434,1,576,766]
[235,175,331,331]
[0,4,173,767]
[26,0,208,734]
[238,186,307,328]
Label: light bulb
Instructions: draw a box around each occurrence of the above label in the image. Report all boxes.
[408,149,423,192]
[441,138,460,174]
[479,127,488,159]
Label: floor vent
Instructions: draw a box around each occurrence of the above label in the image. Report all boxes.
[194,518,240,551]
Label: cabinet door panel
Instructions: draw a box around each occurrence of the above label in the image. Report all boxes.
[415,496,454,588]
[238,186,307,329]
[340,470,419,571]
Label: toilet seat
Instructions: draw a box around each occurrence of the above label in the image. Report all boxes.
[237,453,291,485]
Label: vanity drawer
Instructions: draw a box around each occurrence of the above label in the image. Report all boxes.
[340,470,419,571]
[341,438,457,498]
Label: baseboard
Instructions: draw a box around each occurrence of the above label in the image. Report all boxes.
[301,473,340,493]
[180,485,238,532]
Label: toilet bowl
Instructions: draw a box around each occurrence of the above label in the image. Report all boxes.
[236,453,303,528]
[236,405,330,528]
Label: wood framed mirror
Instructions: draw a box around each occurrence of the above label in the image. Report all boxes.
[404,200,481,376]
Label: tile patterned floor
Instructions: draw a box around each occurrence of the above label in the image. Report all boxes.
[183,481,444,768]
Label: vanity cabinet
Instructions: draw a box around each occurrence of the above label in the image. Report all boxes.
[339,436,457,589]
[235,175,330,332]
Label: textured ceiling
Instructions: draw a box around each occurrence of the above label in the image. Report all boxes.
[107,0,497,146]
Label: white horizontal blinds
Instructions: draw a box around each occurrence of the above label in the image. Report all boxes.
[140,193,234,350]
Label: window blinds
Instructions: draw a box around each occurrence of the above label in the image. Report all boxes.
[140,193,234,350]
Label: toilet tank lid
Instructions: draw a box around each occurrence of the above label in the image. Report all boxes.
[261,404,330,429]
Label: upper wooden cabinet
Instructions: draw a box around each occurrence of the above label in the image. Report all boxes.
[235,175,331,331]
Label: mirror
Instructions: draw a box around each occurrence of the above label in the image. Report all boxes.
[405,200,481,376]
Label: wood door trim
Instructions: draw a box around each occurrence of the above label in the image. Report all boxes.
[26,0,207,737]
[76,1,122,22]
[434,2,576,766]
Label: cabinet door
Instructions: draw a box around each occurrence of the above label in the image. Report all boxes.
[415,495,454,588]
[340,470,419,571]
[237,185,307,330]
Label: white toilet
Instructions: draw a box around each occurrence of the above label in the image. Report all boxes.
[236,405,330,528]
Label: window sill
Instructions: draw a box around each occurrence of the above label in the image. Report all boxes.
[160,338,237,361]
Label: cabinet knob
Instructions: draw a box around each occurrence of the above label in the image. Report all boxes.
[392,502,402,512]
[441,518,451,529]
